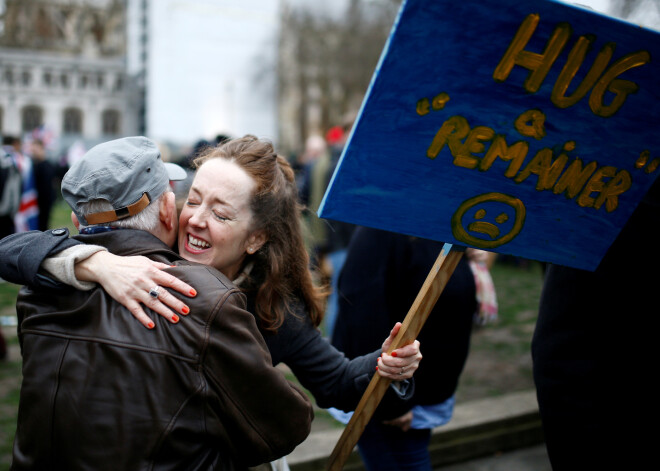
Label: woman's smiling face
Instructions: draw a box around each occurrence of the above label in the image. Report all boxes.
[178,158,265,280]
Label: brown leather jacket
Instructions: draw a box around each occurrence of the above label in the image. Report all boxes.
[12,229,313,471]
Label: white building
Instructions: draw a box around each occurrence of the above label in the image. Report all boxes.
[0,0,139,152]
[129,0,281,147]
[1,0,347,155]
[0,48,139,146]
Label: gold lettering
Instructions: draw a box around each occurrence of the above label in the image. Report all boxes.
[416,98,430,116]
[480,135,529,177]
[552,40,615,108]
[646,159,659,174]
[589,51,650,117]
[454,126,496,169]
[432,92,450,110]
[514,148,568,190]
[553,158,598,198]
[577,166,617,208]
[426,116,470,159]
[594,169,631,212]
[514,109,546,140]
[636,150,650,168]
[493,14,571,93]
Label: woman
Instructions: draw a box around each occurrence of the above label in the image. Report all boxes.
[0,135,421,417]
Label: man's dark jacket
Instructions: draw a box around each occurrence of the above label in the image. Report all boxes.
[11,229,313,471]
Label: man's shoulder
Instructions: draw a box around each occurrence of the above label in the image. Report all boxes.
[165,262,247,311]
[167,262,233,289]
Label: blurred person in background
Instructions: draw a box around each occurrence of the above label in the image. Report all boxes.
[295,134,326,198]
[1,136,22,239]
[2,135,39,232]
[330,227,496,471]
[0,136,23,360]
[299,115,357,338]
[28,138,57,231]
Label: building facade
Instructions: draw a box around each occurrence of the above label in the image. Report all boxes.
[0,0,139,152]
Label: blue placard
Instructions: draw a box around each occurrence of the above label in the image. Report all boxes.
[318,0,660,271]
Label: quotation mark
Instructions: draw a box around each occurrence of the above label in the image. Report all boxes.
[416,92,450,116]
[635,150,659,174]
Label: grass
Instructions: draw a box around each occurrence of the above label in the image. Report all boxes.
[491,261,544,327]
[485,260,543,348]
[0,298,21,470]
[454,258,544,402]
[0,285,19,314]
[47,198,78,234]
[0,361,20,469]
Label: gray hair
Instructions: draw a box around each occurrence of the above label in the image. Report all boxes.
[78,192,167,232]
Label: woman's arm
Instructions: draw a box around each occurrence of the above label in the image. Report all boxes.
[0,229,82,287]
[42,245,108,290]
[0,228,196,327]
[265,311,420,418]
[73,251,196,328]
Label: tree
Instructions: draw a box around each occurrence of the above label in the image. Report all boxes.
[0,0,125,56]
[277,0,401,155]
[276,0,658,155]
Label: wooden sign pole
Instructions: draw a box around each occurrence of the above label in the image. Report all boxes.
[326,243,465,470]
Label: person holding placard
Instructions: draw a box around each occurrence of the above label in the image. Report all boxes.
[329,227,483,471]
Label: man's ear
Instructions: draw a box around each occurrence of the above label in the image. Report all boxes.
[71,212,80,230]
[159,191,177,231]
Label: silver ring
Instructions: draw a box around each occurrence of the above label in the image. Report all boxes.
[149,286,160,299]
[399,367,404,375]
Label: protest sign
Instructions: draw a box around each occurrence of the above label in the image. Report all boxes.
[321,1,660,468]
[319,0,660,271]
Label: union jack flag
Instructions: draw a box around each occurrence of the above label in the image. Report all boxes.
[7,147,39,232]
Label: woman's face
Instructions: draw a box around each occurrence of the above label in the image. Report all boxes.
[178,158,265,280]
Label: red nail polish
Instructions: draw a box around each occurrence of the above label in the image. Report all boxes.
[181,306,189,314]
[172,315,179,323]
[189,289,197,297]
[375,366,379,371]
[147,322,155,329]
[391,351,398,357]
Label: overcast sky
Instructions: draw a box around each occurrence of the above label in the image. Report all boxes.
[137,0,659,146]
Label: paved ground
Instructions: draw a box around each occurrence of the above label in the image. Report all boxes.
[437,445,551,471]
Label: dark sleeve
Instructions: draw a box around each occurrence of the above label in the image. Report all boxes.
[531,177,660,463]
[332,227,396,356]
[203,289,313,465]
[0,228,83,288]
[264,309,412,418]
[333,227,476,407]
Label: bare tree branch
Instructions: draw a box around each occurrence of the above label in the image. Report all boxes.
[277,0,401,153]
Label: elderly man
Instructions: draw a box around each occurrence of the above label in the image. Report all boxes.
[11,137,312,470]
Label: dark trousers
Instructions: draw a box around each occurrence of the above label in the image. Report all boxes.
[357,421,432,471]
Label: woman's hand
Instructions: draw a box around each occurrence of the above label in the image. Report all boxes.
[75,251,197,329]
[377,322,422,380]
